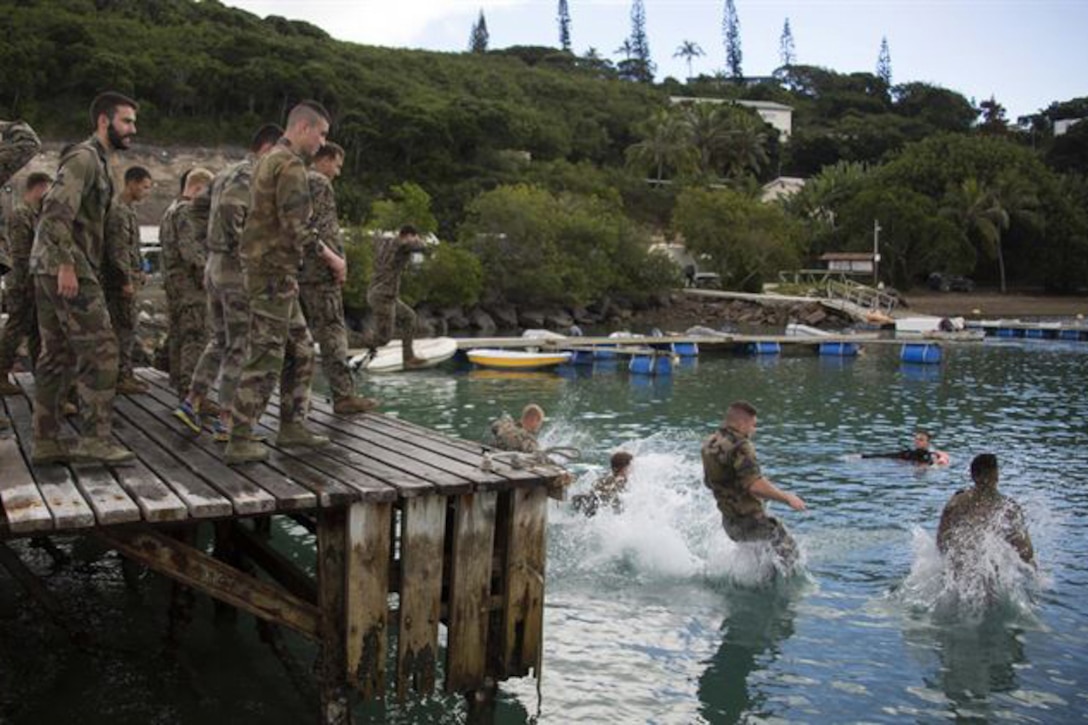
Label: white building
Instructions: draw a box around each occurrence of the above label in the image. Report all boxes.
[761,176,806,203]
[1054,117,1085,136]
[668,97,794,140]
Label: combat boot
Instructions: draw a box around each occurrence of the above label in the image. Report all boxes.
[224,437,269,465]
[0,378,21,396]
[332,395,380,415]
[116,377,150,395]
[31,438,69,465]
[275,422,330,448]
[70,438,136,465]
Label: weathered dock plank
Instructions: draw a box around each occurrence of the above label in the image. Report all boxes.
[397,496,446,700]
[0,417,52,534]
[346,501,392,699]
[499,487,548,679]
[445,491,498,692]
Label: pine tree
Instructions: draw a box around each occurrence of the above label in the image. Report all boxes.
[623,0,655,83]
[558,0,571,52]
[779,17,795,67]
[876,36,892,86]
[469,10,489,53]
[722,0,742,80]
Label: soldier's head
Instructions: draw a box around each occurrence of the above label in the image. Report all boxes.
[250,123,284,157]
[313,141,344,181]
[123,166,153,203]
[23,172,52,204]
[610,451,633,475]
[285,100,331,158]
[970,453,999,491]
[183,167,213,199]
[520,404,545,434]
[725,400,758,437]
[398,224,420,243]
[90,91,138,150]
[914,430,931,449]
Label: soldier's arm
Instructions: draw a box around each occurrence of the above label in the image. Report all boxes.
[175,207,207,278]
[36,148,95,272]
[277,157,314,258]
[0,121,41,187]
[735,442,806,511]
[8,208,35,284]
[1004,502,1035,566]
[189,184,212,249]
[219,177,249,250]
[103,206,133,288]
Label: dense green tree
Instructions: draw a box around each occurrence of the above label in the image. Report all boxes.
[558,0,572,51]
[367,182,440,234]
[779,18,796,68]
[722,0,742,80]
[1046,119,1088,174]
[470,10,489,53]
[977,96,1009,135]
[876,36,892,87]
[625,109,695,181]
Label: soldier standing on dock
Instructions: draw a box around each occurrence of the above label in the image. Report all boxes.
[299,141,376,415]
[702,400,806,568]
[29,92,137,464]
[224,101,332,464]
[0,118,41,431]
[173,124,283,439]
[103,165,153,395]
[0,172,51,396]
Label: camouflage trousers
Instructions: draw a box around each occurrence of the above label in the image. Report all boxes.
[33,273,118,440]
[104,286,137,379]
[366,290,417,357]
[0,283,41,375]
[299,283,353,400]
[168,297,208,395]
[721,513,799,569]
[231,273,314,428]
[189,253,249,408]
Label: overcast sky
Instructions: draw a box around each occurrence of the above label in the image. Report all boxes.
[225,0,1087,120]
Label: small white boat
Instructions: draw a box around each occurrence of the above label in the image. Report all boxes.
[466,348,571,370]
[349,337,458,373]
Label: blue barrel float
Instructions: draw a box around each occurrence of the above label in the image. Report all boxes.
[996,327,1020,338]
[1025,328,1046,339]
[594,345,618,360]
[1059,329,1082,341]
[671,342,700,357]
[747,341,781,355]
[571,350,595,365]
[900,342,942,364]
[629,354,674,375]
[818,342,860,357]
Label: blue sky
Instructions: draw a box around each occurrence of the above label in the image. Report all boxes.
[226,1,1087,120]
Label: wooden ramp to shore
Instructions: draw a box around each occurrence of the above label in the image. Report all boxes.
[0,368,564,722]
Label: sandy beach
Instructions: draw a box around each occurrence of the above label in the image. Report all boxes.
[901,291,1088,319]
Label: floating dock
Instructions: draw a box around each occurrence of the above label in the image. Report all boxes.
[0,369,565,722]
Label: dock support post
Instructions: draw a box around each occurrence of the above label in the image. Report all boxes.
[493,487,548,679]
[446,492,498,693]
[346,501,392,700]
[317,508,352,725]
[396,496,446,700]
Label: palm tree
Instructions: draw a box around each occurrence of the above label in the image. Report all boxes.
[673,40,705,81]
[679,102,730,178]
[942,178,1009,291]
[721,109,769,178]
[615,38,634,60]
[625,109,694,181]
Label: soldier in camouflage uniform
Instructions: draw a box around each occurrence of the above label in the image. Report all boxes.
[702,401,806,568]
[225,101,333,464]
[571,450,633,517]
[103,165,152,394]
[0,172,51,396]
[160,167,213,395]
[29,92,139,464]
[0,119,41,430]
[174,124,282,439]
[483,404,546,453]
[937,453,1034,576]
[300,141,377,415]
[365,225,427,366]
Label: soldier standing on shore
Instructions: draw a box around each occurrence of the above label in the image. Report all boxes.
[160,167,213,395]
[224,101,332,464]
[300,141,377,415]
[174,124,283,438]
[104,165,153,395]
[0,172,51,395]
[29,92,137,464]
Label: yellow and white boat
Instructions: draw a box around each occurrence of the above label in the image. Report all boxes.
[466,348,571,370]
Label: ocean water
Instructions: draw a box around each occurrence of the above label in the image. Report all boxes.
[2,340,1086,723]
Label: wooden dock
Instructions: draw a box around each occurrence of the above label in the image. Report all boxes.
[0,368,564,722]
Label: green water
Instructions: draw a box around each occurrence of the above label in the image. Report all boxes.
[2,340,1086,723]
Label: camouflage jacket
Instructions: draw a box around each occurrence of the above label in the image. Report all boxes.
[159,197,205,302]
[702,425,765,520]
[483,414,540,454]
[103,197,141,289]
[3,202,40,288]
[937,488,1034,566]
[369,233,425,298]
[206,155,256,256]
[240,139,314,278]
[30,135,113,279]
[0,120,41,188]
[299,169,343,287]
